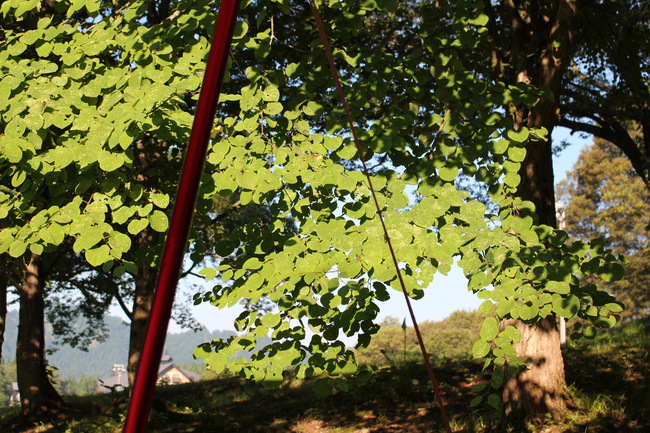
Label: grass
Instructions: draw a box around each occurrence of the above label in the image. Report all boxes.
[1,318,648,433]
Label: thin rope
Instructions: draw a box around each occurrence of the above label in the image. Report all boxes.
[308,2,453,432]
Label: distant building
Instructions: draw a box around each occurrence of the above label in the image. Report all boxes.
[9,382,19,404]
[96,355,200,393]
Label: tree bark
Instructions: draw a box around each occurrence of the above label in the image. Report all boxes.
[487,0,581,420]
[501,317,568,419]
[16,253,64,418]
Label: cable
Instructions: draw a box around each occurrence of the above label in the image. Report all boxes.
[308,1,453,432]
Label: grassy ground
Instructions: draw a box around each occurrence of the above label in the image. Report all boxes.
[2,319,648,433]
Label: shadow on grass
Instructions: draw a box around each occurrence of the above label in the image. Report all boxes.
[2,320,648,433]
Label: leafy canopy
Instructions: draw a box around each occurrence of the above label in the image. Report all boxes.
[0,0,627,403]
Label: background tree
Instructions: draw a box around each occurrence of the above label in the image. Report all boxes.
[0,0,221,415]
[557,138,650,319]
[356,311,484,366]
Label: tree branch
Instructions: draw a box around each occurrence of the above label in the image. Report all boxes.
[113,289,133,321]
[559,116,650,186]
[196,200,242,231]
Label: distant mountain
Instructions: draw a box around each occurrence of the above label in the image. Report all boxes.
[1,311,235,379]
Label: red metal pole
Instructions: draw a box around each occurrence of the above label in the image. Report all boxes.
[123,1,241,431]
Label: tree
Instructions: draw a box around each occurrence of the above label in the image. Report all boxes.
[192,0,624,427]
[0,0,221,415]
[448,0,649,418]
[481,0,580,417]
[16,253,65,416]
[356,311,484,366]
[557,138,650,318]
[0,0,286,416]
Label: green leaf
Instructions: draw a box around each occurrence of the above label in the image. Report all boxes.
[469,396,483,407]
[507,146,526,162]
[261,313,281,328]
[232,21,249,40]
[492,139,508,154]
[583,326,597,339]
[98,153,124,172]
[243,257,262,270]
[471,383,487,393]
[487,393,501,409]
[148,210,169,232]
[503,173,520,188]
[112,206,136,225]
[480,317,498,341]
[546,280,570,294]
[127,218,149,235]
[476,301,496,316]
[74,228,104,252]
[604,302,623,313]
[472,339,490,358]
[29,243,44,255]
[109,232,131,253]
[507,128,529,143]
[264,102,283,115]
[1,141,22,163]
[438,166,458,182]
[85,244,111,267]
[592,314,617,329]
[150,193,170,209]
[9,240,27,258]
[491,369,504,388]
[338,142,357,159]
[599,262,625,282]
[303,101,323,117]
[199,267,217,281]
[468,14,489,26]
[553,294,580,319]
[261,85,280,102]
[11,170,26,188]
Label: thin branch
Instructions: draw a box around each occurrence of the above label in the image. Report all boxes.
[196,199,242,231]
[114,289,133,321]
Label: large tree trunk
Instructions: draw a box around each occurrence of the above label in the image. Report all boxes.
[486,0,581,420]
[16,253,64,418]
[504,128,571,420]
[501,317,568,419]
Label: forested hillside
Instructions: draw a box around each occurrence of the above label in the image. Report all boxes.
[1,312,234,379]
